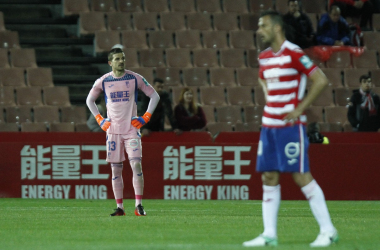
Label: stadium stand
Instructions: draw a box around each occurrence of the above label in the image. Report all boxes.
[144,0,169,12]
[21,122,47,132]
[202,31,228,49]
[0,48,10,68]
[160,13,186,31]
[230,31,255,49]
[106,12,132,31]
[176,30,202,49]
[223,0,248,13]
[116,0,142,12]
[210,68,236,87]
[182,68,208,86]
[16,87,43,107]
[5,106,32,123]
[90,0,116,12]
[155,68,182,87]
[49,122,75,132]
[170,0,195,12]
[166,48,192,68]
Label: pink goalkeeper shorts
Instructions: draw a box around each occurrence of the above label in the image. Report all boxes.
[106,133,142,163]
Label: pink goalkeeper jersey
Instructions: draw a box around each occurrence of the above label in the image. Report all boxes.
[89,69,155,135]
[259,40,318,128]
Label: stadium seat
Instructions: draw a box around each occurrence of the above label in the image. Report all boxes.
[182,68,208,86]
[187,13,212,30]
[372,14,380,31]
[91,0,116,12]
[311,85,335,106]
[192,49,219,68]
[94,31,120,54]
[363,32,380,50]
[50,122,75,132]
[0,31,20,49]
[9,48,37,68]
[275,0,289,13]
[0,48,9,68]
[220,49,246,68]
[33,106,60,123]
[352,50,378,68]
[213,13,239,31]
[160,13,186,31]
[148,31,175,48]
[240,13,260,31]
[326,51,351,68]
[318,122,343,132]
[206,122,233,136]
[116,0,142,12]
[139,49,165,67]
[0,123,19,132]
[16,87,43,107]
[324,106,348,123]
[236,68,260,87]
[129,68,154,84]
[304,106,324,123]
[78,12,106,36]
[210,68,236,87]
[144,0,169,12]
[216,105,243,123]
[253,86,266,106]
[0,86,15,107]
[306,13,318,31]
[106,12,132,31]
[121,30,148,49]
[202,31,228,49]
[202,105,215,123]
[26,68,54,87]
[155,68,182,87]
[230,31,255,49]
[121,48,139,68]
[196,0,222,13]
[63,0,90,16]
[21,122,47,132]
[249,0,274,13]
[223,0,248,13]
[170,0,195,12]
[0,68,26,87]
[0,12,4,32]
[322,68,343,88]
[370,69,380,86]
[344,68,369,87]
[301,0,327,13]
[247,49,259,68]
[200,86,227,106]
[334,88,353,106]
[244,105,263,123]
[227,86,254,106]
[133,13,159,30]
[75,123,91,132]
[175,30,202,49]
[234,122,261,132]
[43,86,71,107]
[61,106,87,124]
[166,48,192,68]
[5,106,32,123]
[171,86,199,105]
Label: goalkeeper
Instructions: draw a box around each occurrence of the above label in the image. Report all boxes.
[86,48,159,217]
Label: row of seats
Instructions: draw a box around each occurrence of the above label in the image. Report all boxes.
[0,31,20,49]
[0,86,71,107]
[0,48,37,68]
[0,68,54,87]
[0,122,90,132]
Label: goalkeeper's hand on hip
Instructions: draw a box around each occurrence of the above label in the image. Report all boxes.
[131,112,152,129]
[95,114,111,132]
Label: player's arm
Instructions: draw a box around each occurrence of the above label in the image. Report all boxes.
[86,84,110,132]
[283,68,328,121]
[131,90,160,129]
[258,78,268,102]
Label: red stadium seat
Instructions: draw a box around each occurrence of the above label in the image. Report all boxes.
[133,13,159,30]
[236,68,260,87]
[192,49,219,68]
[249,0,274,13]
[230,31,255,49]
[155,68,182,87]
[216,105,243,123]
[106,12,132,31]
[219,49,246,68]
[176,30,202,49]
[304,106,324,123]
[326,51,351,68]
[116,0,142,12]
[202,105,215,123]
[253,86,266,106]
[121,30,148,49]
[91,0,116,12]
[50,123,75,132]
[196,0,222,13]
[301,0,327,13]
[240,13,259,31]
[33,106,60,123]
[310,85,335,106]
[78,12,106,36]
[61,106,88,124]
[344,69,371,87]
[223,0,248,13]
[0,86,16,107]
[210,68,236,87]
[139,49,165,67]
[213,13,239,31]
[202,31,228,49]
[148,31,175,48]
[26,68,54,87]
[187,13,212,30]
[9,48,37,68]
[352,50,378,68]
[227,86,254,106]
[0,68,26,87]
[247,49,259,68]
[166,48,192,68]
[94,31,120,54]
[200,86,226,106]
[0,48,9,68]
[129,68,154,84]
[16,87,43,107]
[182,68,208,86]
[43,86,71,107]
[324,106,348,123]
[0,12,4,32]
[63,0,90,16]
[334,88,353,106]
[170,0,195,12]
[21,122,47,132]
[160,13,186,31]
[244,105,264,123]
[144,0,169,12]
[0,31,20,49]
[5,106,32,123]
[0,123,19,132]
[322,68,343,88]
[275,0,289,13]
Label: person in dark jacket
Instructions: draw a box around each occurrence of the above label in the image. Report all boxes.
[139,78,180,136]
[330,0,373,29]
[316,5,351,45]
[347,74,380,131]
[283,0,315,49]
[174,87,206,131]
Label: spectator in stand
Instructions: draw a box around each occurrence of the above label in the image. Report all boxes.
[140,78,180,136]
[330,0,373,30]
[174,87,207,132]
[316,5,351,46]
[347,75,380,131]
[283,0,315,49]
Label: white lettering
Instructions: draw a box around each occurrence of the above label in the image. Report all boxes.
[164,185,214,200]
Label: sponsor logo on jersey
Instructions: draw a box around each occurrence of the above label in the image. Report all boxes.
[299,55,313,69]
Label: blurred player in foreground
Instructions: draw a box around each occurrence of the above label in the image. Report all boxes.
[86,48,159,216]
[243,11,338,247]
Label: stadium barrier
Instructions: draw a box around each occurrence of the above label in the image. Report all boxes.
[1,132,379,200]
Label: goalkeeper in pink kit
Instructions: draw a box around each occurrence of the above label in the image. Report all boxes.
[86,48,160,216]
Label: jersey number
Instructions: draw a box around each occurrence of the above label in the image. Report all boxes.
[108,141,116,151]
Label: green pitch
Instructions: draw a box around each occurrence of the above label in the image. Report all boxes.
[0,199,379,250]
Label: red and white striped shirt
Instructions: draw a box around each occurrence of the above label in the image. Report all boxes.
[259,40,318,127]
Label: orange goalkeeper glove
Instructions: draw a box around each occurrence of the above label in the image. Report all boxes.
[95,114,111,132]
[131,112,152,129]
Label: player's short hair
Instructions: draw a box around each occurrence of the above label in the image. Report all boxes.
[260,10,285,31]
[153,78,164,84]
[359,74,371,83]
[108,48,124,61]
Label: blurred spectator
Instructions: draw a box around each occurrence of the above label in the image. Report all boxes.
[316,6,351,45]
[283,0,315,49]
[174,87,207,132]
[139,78,179,136]
[307,122,329,144]
[347,74,380,131]
[329,0,373,30]
[87,97,106,132]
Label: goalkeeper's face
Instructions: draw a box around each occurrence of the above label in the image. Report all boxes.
[109,52,125,72]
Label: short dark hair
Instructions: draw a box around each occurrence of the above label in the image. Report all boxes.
[153,78,164,84]
[359,74,371,82]
[288,0,297,4]
[329,5,340,13]
[108,48,124,61]
[260,10,285,31]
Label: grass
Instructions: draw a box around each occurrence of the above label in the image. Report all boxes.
[0,199,379,250]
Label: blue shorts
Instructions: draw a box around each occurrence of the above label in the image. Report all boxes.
[256,125,310,173]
